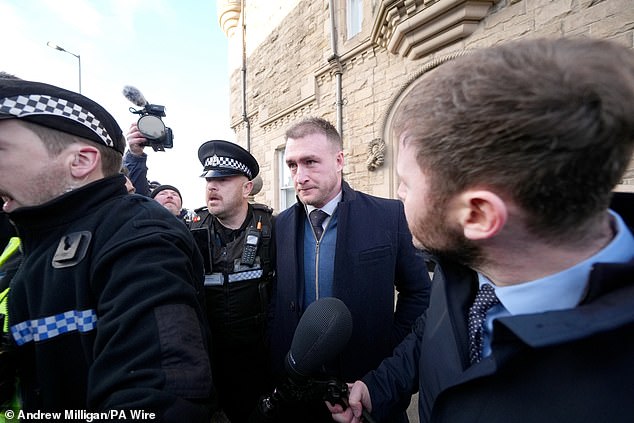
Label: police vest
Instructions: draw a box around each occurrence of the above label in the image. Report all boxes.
[190,203,274,286]
[190,204,274,332]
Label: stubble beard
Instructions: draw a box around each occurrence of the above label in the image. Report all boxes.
[412,199,484,269]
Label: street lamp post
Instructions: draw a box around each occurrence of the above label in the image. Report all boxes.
[47,41,82,93]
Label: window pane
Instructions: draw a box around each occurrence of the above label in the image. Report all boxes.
[347,0,363,38]
[279,149,296,211]
[282,187,297,209]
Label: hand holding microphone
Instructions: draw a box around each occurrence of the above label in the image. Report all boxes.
[284,296,353,381]
[328,380,373,423]
[249,297,375,423]
[286,297,374,422]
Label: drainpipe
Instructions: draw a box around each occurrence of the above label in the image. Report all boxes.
[241,0,251,151]
[328,0,344,137]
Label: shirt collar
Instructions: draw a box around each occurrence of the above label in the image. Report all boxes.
[305,191,342,217]
[479,210,634,315]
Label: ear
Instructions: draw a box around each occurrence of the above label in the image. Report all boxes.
[70,146,101,178]
[455,190,508,240]
[335,150,344,172]
[242,179,254,198]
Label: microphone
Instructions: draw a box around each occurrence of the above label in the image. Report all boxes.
[122,85,148,107]
[249,297,354,422]
[122,86,173,151]
[285,297,353,381]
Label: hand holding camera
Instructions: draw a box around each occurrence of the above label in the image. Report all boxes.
[126,123,147,156]
[122,86,174,152]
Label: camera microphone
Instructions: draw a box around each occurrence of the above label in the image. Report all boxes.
[122,85,148,107]
[122,85,173,151]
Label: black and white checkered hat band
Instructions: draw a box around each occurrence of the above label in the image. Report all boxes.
[0,94,114,148]
[204,154,252,179]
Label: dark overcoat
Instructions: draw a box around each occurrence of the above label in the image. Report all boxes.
[364,193,634,423]
[269,181,431,382]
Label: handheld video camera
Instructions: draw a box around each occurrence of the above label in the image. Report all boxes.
[123,85,174,152]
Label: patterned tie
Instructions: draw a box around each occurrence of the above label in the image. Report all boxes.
[309,209,329,240]
[468,283,500,364]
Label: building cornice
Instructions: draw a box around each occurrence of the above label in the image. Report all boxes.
[217,0,241,37]
[259,94,316,133]
[370,0,497,60]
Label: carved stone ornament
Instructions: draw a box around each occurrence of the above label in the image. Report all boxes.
[371,0,498,60]
[367,138,386,171]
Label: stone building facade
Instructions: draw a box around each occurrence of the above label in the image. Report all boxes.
[217,0,634,211]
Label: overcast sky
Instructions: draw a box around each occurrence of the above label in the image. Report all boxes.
[1,0,233,209]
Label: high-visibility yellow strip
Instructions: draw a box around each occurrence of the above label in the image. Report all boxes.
[0,237,20,268]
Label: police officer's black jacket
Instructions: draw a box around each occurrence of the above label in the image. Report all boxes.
[6,175,215,422]
[189,202,275,421]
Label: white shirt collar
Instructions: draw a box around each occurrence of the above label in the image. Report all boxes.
[305,191,342,218]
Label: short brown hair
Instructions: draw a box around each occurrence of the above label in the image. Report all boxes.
[394,37,634,241]
[285,117,343,150]
[22,120,123,176]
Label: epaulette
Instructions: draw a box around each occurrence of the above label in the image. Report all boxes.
[194,205,209,214]
[188,207,210,228]
[251,203,274,214]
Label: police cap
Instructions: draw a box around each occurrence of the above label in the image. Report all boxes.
[198,140,259,180]
[0,78,125,154]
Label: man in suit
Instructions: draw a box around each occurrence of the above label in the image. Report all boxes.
[268,117,430,422]
[330,37,634,422]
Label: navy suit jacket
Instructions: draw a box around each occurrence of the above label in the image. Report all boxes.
[364,193,634,422]
[268,181,431,381]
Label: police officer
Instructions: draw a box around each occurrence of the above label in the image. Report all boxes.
[0,77,214,421]
[190,140,275,423]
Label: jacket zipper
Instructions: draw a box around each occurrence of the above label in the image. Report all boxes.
[312,218,330,302]
[314,242,320,302]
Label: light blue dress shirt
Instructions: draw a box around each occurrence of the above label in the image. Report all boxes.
[478,210,634,358]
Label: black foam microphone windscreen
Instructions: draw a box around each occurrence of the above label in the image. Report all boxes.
[285,297,353,381]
